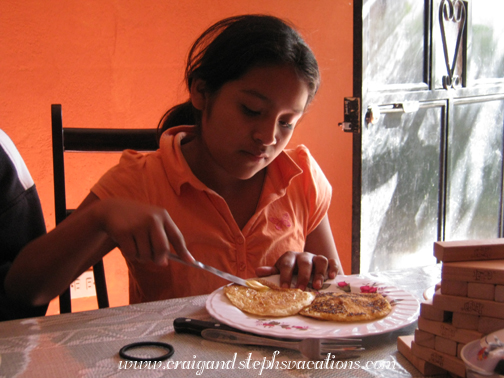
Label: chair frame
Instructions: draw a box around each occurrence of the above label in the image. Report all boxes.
[51,104,158,313]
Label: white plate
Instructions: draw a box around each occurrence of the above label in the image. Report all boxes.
[423,284,436,301]
[461,329,504,377]
[206,275,420,339]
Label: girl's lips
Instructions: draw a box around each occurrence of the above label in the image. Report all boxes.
[243,150,268,161]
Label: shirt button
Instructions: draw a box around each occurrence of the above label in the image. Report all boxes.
[236,235,245,245]
[239,263,246,271]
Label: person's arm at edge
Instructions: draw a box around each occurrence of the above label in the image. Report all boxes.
[6,192,194,307]
[4,193,115,307]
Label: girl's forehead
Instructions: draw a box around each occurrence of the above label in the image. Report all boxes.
[225,65,310,110]
[237,64,305,84]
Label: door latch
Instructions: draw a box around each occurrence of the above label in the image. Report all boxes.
[338,97,360,133]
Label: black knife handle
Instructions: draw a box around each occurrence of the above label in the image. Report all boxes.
[173,318,239,336]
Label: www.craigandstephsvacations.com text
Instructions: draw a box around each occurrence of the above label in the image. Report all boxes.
[118,351,399,376]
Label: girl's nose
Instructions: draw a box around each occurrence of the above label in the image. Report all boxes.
[252,121,277,146]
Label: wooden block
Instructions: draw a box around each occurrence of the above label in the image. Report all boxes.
[411,341,467,377]
[452,312,479,330]
[448,374,464,378]
[496,285,504,302]
[434,238,504,262]
[397,335,448,376]
[415,328,436,348]
[457,343,465,359]
[421,299,451,322]
[433,291,504,319]
[478,316,504,334]
[467,282,495,300]
[435,335,457,356]
[441,280,468,297]
[418,316,483,344]
[442,259,504,285]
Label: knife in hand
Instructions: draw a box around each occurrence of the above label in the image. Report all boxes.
[166,253,249,287]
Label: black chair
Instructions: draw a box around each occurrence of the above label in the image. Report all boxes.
[51,104,159,313]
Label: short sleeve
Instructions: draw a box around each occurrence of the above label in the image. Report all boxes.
[91,150,150,202]
[289,145,332,234]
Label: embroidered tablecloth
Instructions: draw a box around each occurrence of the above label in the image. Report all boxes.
[0,265,441,377]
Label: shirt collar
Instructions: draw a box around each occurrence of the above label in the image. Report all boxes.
[261,148,303,205]
[160,125,302,197]
[160,126,206,195]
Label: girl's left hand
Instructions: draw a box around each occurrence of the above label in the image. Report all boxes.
[255,251,339,291]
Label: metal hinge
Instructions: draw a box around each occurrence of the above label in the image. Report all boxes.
[338,97,361,133]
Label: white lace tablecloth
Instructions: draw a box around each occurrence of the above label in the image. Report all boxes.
[0,265,441,378]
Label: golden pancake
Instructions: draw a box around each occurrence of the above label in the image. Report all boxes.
[223,280,315,317]
[299,291,391,322]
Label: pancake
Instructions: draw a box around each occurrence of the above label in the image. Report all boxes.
[223,280,316,317]
[299,291,391,322]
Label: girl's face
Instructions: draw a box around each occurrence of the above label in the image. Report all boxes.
[191,64,310,181]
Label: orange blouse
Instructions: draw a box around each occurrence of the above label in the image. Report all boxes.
[91,126,332,303]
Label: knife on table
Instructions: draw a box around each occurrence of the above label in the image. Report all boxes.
[173,318,297,341]
[166,253,249,287]
[173,318,242,336]
[173,318,354,344]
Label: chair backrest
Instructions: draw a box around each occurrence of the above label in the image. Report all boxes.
[51,104,159,314]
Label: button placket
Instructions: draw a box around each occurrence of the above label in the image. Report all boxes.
[235,234,247,274]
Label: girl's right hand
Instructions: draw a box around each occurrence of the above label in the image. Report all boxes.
[95,198,194,266]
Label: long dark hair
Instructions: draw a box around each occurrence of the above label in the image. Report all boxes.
[157,15,320,138]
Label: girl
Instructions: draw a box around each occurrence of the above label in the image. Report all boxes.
[6,14,342,307]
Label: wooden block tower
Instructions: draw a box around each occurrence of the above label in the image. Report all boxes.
[397,238,504,377]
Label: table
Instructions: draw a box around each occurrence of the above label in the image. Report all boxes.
[0,264,441,377]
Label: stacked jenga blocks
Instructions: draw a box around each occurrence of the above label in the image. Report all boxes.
[398,238,504,377]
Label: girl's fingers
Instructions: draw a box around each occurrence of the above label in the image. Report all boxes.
[114,234,138,261]
[259,252,334,290]
[294,253,314,290]
[255,266,279,277]
[276,252,297,288]
[162,212,194,263]
[328,258,339,279]
[311,254,329,290]
[131,231,152,263]
[149,221,171,266]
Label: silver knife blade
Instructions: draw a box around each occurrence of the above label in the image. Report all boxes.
[167,253,248,287]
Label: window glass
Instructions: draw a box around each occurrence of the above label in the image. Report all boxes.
[361,107,441,272]
[469,0,504,81]
[445,99,504,240]
[366,0,425,89]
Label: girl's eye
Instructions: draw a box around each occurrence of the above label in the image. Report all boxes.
[242,104,295,129]
[279,121,294,129]
[242,105,261,117]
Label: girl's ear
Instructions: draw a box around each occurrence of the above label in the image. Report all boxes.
[189,78,207,111]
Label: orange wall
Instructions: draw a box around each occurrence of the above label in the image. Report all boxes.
[0,1,354,273]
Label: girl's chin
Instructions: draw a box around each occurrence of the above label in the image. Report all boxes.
[234,167,266,181]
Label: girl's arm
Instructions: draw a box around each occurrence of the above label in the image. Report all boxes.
[5,193,192,307]
[303,214,343,273]
[255,214,342,290]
